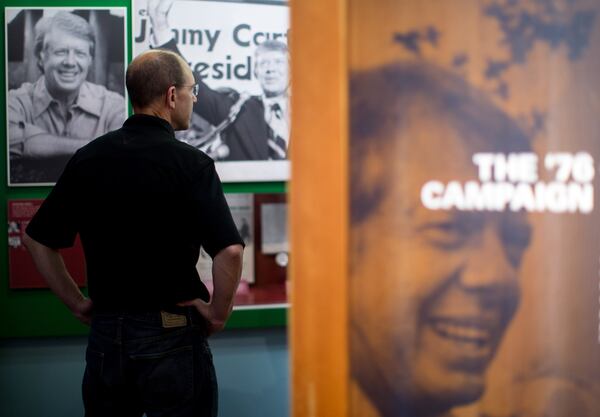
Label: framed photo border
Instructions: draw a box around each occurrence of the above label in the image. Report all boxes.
[5,6,129,187]
[131,0,290,183]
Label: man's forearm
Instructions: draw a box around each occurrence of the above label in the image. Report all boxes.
[23,233,86,313]
[23,133,89,158]
[210,244,244,323]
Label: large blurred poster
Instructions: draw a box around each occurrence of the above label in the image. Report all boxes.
[133,0,290,182]
[5,8,127,186]
[349,1,600,416]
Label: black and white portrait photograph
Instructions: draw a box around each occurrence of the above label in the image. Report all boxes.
[133,0,290,182]
[5,8,128,186]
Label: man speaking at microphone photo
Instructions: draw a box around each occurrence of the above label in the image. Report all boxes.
[147,0,290,161]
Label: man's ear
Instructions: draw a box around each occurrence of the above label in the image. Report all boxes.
[166,86,176,109]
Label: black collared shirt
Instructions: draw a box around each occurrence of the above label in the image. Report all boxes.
[27,114,243,311]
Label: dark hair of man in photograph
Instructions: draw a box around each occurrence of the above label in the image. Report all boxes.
[255,39,289,56]
[34,11,96,71]
[349,60,532,225]
[125,49,188,109]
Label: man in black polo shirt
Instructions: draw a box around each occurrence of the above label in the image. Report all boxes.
[23,48,244,416]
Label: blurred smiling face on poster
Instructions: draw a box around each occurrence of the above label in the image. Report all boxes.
[352,122,531,414]
[254,42,289,98]
[350,63,533,416]
[37,12,94,99]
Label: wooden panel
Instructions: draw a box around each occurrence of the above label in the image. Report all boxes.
[289,0,349,416]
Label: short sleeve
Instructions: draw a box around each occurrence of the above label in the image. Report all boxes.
[189,161,244,258]
[26,156,80,248]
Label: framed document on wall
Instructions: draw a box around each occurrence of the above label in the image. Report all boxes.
[8,199,86,288]
[197,193,288,308]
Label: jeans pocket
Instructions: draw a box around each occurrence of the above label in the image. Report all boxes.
[82,348,107,412]
[131,345,195,410]
[199,341,218,417]
[85,348,105,377]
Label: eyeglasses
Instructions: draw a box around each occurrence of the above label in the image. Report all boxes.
[175,83,199,98]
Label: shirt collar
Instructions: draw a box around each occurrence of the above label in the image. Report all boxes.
[32,78,53,118]
[261,95,288,113]
[32,78,103,118]
[123,114,176,139]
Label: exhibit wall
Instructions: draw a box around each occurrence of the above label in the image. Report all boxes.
[1,0,288,339]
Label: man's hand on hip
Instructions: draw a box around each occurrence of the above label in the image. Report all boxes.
[72,297,94,325]
[178,298,227,335]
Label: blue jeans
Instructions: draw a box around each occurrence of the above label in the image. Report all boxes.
[83,307,217,417]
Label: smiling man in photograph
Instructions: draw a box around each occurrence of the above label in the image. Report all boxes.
[8,11,125,183]
[349,61,533,417]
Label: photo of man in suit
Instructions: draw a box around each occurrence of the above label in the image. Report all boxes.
[147,0,290,162]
